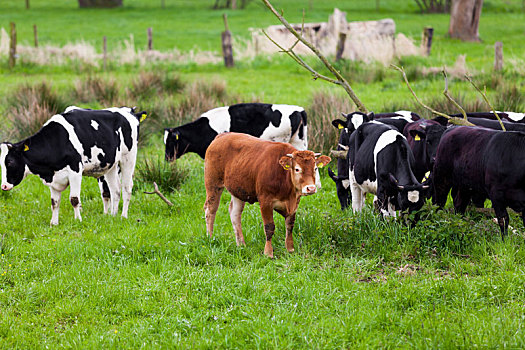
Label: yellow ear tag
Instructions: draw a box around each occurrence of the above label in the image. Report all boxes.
[283,165,291,170]
[338,124,344,129]
[24,145,29,151]
[318,163,324,168]
[414,135,421,141]
[140,113,147,122]
[423,171,430,181]
[175,134,179,140]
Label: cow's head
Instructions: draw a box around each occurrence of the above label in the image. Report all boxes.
[164,127,188,162]
[0,142,28,191]
[332,111,374,135]
[407,122,447,171]
[279,151,331,195]
[389,174,429,213]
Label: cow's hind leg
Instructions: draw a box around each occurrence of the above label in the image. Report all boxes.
[104,166,121,216]
[285,212,296,253]
[228,195,246,246]
[204,186,224,238]
[119,159,136,219]
[69,173,83,222]
[49,187,62,226]
[97,176,111,214]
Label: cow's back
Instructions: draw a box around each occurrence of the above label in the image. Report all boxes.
[205,133,295,203]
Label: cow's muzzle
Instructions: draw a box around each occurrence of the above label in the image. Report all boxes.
[302,185,317,195]
[1,184,13,191]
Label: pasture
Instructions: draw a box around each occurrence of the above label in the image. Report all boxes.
[1,0,525,347]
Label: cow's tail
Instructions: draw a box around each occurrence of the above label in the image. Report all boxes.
[300,110,308,149]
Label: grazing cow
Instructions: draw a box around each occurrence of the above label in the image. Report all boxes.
[449,111,525,123]
[433,126,525,237]
[329,110,421,210]
[348,122,429,216]
[204,132,331,258]
[403,118,448,183]
[164,103,308,161]
[0,106,145,225]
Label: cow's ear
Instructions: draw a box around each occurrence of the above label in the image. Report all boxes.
[388,173,402,189]
[366,112,375,121]
[332,119,346,130]
[315,155,331,168]
[279,156,293,171]
[409,129,426,141]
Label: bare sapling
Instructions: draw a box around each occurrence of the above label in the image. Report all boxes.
[261,0,368,113]
[391,64,474,126]
[465,75,506,131]
[144,182,174,206]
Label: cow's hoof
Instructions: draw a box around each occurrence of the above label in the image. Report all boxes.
[49,220,58,226]
[287,248,295,253]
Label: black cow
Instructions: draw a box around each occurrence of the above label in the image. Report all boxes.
[164,103,308,161]
[403,118,448,183]
[329,110,421,210]
[432,126,525,237]
[466,117,525,132]
[0,106,145,225]
[348,122,429,216]
[450,111,525,123]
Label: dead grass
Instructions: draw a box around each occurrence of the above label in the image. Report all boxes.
[72,76,122,106]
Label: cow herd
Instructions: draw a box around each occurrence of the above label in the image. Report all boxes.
[0,102,524,257]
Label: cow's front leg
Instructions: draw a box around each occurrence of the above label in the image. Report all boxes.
[493,203,509,240]
[49,187,62,226]
[228,196,246,246]
[69,173,83,222]
[285,212,296,253]
[119,159,136,219]
[260,203,275,258]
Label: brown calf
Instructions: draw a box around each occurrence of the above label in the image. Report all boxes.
[204,132,331,258]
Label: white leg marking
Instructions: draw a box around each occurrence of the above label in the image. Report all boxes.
[49,187,62,226]
[69,173,83,222]
[229,196,246,246]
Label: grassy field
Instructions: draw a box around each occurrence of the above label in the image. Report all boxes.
[1,0,525,348]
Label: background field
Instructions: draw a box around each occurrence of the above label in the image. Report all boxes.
[1,0,525,348]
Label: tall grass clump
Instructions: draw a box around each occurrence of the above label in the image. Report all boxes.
[4,82,69,140]
[128,71,186,100]
[493,84,525,112]
[135,156,190,193]
[425,92,486,116]
[72,75,121,106]
[307,91,354,153]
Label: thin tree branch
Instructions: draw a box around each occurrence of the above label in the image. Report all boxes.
[261,0,368,113]
[442,69,467,120]
[391,64,474,126]
[465,75,506,131]
[143,182,174,206]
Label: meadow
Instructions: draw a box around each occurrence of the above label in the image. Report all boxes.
[1,0,525,348]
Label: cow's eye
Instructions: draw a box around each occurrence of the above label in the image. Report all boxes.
[295,167,301,173]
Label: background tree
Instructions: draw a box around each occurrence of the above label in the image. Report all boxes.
[448,0,483,41]
[78,0,122,8]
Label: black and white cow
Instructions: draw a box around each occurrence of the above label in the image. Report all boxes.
[348,122,429,216]
[466,117,525,132]
[449,111,525,123]
[433,126,525,237]
[164,103,308,161]
[0,106,145,225]
[329,110,421,210]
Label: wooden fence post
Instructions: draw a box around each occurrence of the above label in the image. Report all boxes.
[335,32,346,61]
[494,41,503,71]
[147,27,153,50]
[221,14,234,67]
[103,36,107,71]
[8,22,16,69]
[33,25,38,47]
[26,0,30,9]
[161,0,165,8]
[421,26,433,56]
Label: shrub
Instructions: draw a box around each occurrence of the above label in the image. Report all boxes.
[307,90,354,154]
[135,156,190,193]
[128,71,185,100]
[72,75,121,106]
[5,82,68,140]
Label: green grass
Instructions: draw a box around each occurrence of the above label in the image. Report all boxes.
[1,0,525,347]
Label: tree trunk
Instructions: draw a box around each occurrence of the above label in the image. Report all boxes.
[78,0,122,8]
[448,0,483,42]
